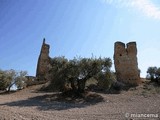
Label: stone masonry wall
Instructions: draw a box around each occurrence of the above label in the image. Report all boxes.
[36,38,50,81]
[114,41,140,85]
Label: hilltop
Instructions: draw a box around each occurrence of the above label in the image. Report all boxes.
[0,79,159,120]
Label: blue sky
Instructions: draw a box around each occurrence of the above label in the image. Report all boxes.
[0,0,160,77]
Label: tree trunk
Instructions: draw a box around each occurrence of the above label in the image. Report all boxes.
[69,78,76,91]
[77,78,87,93]
[7,86,11,92]
[7,82,15,92]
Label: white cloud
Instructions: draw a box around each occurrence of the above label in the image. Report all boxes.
[101,0,160,20]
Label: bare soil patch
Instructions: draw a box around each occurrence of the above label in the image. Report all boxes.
[0,83,160,120]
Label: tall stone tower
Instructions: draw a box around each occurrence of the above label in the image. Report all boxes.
[114,41,140,85]
[36,38,50,81]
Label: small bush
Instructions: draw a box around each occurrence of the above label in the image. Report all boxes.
[96,71,116,91]
[147,66,160,85]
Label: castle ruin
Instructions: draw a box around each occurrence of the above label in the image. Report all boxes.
[36,39,140,85]
[114,41,140,85]
[36,38,50,81]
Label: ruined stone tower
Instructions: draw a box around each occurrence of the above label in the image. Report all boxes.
[36,38,50,81]
[114,41,140,85]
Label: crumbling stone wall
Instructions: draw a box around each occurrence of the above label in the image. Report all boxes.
[36,38,50,81]
[114,41,140,85]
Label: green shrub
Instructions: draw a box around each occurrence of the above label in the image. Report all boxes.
[147,66,160,84]
[96,70,116,91]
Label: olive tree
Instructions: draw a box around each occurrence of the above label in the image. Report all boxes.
[48,56,112,95]
[0,69,28,92]
[15,71,28,90]
[147,66,160,83]
[0,70,8,90]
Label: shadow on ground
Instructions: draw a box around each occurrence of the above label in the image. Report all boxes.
[0,93,104,111]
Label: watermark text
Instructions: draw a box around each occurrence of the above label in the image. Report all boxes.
[125,113,158,118]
